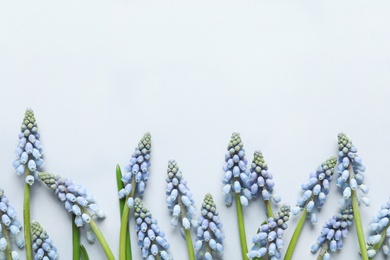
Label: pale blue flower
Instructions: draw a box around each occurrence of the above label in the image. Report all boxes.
[222,133,251,207]
[13,109,44,185]
[120,133,151,200]
[134,198,172,259]
[195,193,224,260]
[336,133,369,208]
[166,160,197,230]
[293,157,337,224]
[31,221,57,260]
[248,204,290,259]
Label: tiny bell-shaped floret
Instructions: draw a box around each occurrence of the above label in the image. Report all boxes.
[13,109,44,184]
[166,160,197,230]
[222,133,251,207]
[311,206,353,257]
[134,198,172,259]
[195,193,224,260]
[120,133,152,200]
[294,157,337,224]
[336,133,368,209]
[249,151,281,204]
[31,221,57,260]
[248,204,290,259]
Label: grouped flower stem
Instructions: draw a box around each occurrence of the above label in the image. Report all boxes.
[284,207,308,260]
[72,215,81,260]
[178,194,195,260]
[1,221,12,259]
[119,176,136,260]
[235,193,248,260]
[116,165,132,260]
[316,243,328,260]
[264,200,274,218]
[24,168,33,260]
[349,165,368,260]
[81,209,115,260]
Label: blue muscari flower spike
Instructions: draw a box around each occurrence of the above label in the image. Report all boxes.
[222,133,251,207]
[292,157,337,224]
[13,109,44,186]
[0,189,24,260]
[38,172,105,229]
[120,133,151,199]
[248,204,290,259]
[166,160,197,230]
[336,133,369,209]
[311,206,353,258]
[133,198,172,260]
[195,193,224,260]
[249,151,281,204]
[31,221,57,260]
[366,198,390,258]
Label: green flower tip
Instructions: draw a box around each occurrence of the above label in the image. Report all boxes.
[138,132,151,153]
[133,198,149,218]
[31,221,47,239]
[38,172,58,190]
[276,204,291,219]
[167,159,180,177]
[322,156,337,174]
[338,133,353,151]
[203,193,216,209]
[21,109,38,136]
[252,151,268,171]
[228,132,243,151]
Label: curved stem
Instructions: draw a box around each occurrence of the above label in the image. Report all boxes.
[81,209,115,260]
[348,164,368,260]
[264,200,274,218]
[24,169,33,260]
[72,215,80,260]
[116,165,132,260]
[284,208,308,260]
[235,193,248,260]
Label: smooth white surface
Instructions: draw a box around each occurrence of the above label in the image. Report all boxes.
[1,1,390,259]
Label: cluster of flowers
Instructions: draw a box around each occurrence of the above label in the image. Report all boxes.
[13,109,44,185]
[248,204,290,259]
[367,198,390,258]
[31,221,57,259]
[195,193,224,260]
[38,172,105,234]
[134,198,172,260]
[0,189,23,260]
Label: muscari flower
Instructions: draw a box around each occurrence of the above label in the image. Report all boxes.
[311,206,353,259]
[336,133,369,209]
[38,172,104,234]
[366,199,390,258]
[166,159,197,229]
[13,109,44,185]
[249,150,281,204]
[119,133,151,205]
[222,133,251,207]
[31,221,57,260]
[0,189,24,260]
[195,193,224,260]
[133,198,172,260]
[248,204,290,259]
[292,157,337,224]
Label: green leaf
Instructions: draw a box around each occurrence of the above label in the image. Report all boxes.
[80,244,90,260]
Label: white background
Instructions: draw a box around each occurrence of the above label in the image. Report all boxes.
[1,1,390,259]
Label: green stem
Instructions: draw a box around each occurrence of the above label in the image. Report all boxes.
[116,165,132,260]
[264,200,274,218]
[24,169,33,260]
[80,244,90,260]
[72,215,80,260]
[120,176,136,260]
[369,222,390,259]
[284,208,308,260]
[348,164,368,260]
[178,195,195,260]
[316,243,328,260]
[1,221,12,259]
[81,209,115,260]
[235,193,248,260]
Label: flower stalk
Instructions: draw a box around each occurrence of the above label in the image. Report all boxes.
[236,193,249,260]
